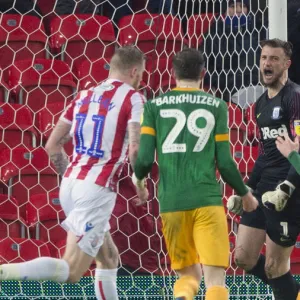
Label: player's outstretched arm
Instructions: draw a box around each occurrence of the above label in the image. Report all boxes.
[128,121,141,171]
[276,132,300,174]
[286,150,300,175]
[45,119,71,176]
[135,132,156,180]
[216,141,258,213]
[216,141,248,196]
[132,102,156,205]
[128,92,146,171]
[284,90,300,187]
[132,132,155,206]
[215,102,258,213]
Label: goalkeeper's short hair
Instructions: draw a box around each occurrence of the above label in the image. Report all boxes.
[172,48,205,81]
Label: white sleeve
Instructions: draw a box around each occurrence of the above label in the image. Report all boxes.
[128,92,146,123]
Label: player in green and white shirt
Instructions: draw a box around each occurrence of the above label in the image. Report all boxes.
[132,49,258,300]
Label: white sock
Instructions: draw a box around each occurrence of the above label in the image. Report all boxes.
[94,268,118,300]
[0,257,69,282]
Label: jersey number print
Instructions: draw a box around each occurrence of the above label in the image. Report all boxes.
[75,113,105,158]
[160,108,215,153]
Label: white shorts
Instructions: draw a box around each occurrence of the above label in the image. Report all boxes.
[59,177,117,257]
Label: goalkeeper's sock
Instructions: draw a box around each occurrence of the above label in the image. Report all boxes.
[205,286,229,300]
[0,257,69,282]
[247,255,269,284]
[173,275,199,300]
[269,271,299,300]
[94,268,118,300]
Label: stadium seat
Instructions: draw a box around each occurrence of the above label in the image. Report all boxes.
[0,147,59,215]
[0,80,8,103]
[37,0,57,16]
[291,237,300,274]
[0,14,47,76]
[50,15,115,70]
[75,58,150,98]
[36,102,73,157]
[0,103,38,150]
[227,103,246,144]
[118,14,187,60]
[8,59,76,113]
[144,58,175,96]
[0,194,26,239]
[26,192,66,256]
[0,237,50,264]
[75,58,111,91]
[245,103,259,145]
[187,13,216,48]
[37,0,57,32]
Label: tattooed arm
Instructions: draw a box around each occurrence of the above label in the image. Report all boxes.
[128,121,141,171]
[45,120,71,176]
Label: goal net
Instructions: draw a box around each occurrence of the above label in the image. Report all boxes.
[0,0,295,299]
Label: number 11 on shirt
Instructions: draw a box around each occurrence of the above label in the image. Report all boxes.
[75,113,106,158]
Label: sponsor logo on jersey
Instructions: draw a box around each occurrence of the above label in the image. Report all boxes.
[271,106,281,120]
[294,120,300,136]
[108,102,115,111]
[280,234,291,243]
[85,222,94,232]
[261,124,287,139]
[97,83,115,91]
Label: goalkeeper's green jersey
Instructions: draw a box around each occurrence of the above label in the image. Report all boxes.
[135,88,248,213]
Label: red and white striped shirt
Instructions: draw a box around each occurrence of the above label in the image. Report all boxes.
[60,79,145,187]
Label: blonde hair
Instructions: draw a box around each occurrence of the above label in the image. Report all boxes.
[110,46,145,74]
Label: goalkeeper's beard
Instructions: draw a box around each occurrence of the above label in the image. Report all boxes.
[260,70,284,89]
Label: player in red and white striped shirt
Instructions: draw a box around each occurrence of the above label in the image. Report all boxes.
[0,46,148,300]
[61,78,145,187]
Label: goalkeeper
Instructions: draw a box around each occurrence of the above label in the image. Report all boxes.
[227,39,300,300]
[132,48,258,300]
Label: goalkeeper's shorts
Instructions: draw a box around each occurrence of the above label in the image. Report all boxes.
[161,206,229,270]
[241,182,300,247]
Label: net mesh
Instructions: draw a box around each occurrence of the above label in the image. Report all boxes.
[0,0,296,299]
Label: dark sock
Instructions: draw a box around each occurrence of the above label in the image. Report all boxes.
[269,271,299,300]
[247,255,269,284]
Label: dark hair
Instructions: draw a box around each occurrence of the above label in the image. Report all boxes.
[260,39,293,59]
[172,48,205,81]
[110,46,145,72]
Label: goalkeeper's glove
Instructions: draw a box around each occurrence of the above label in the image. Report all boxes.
[132,173,146,189]
[262,180,295,212]
[227,186,253,216]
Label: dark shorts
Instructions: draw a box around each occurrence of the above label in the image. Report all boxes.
[240,182,300,247]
